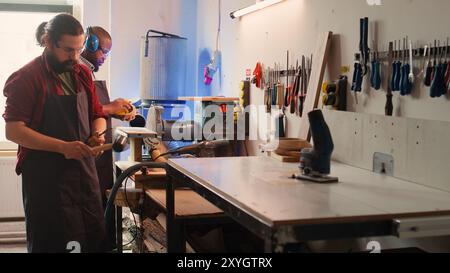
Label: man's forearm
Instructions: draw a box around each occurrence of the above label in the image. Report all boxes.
[5,121,66,154]
[102,104,114,116]
[92,118,107,135]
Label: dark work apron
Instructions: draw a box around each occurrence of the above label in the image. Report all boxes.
[93,80,116,250]
[93,80,113,208]
[21,85,106,253]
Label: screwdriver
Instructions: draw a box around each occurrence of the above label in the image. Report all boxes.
[430,41,444,98]
[390,40,397,91]
[373,51,381,90]
[424,42,433,86]
[351,55,363,92]
[442,38,449,95]
[400,37,412,95]
[445,38,450,94]
[393,40,402,91]
[399,38,407,95]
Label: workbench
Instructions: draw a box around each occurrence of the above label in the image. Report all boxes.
[166,156,450,253]
[113,160,230,253]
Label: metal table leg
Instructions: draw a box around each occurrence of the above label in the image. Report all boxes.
[116,206,123,253]
[166,173,186,253]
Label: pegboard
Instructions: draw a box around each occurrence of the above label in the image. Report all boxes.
[323,110,450,193]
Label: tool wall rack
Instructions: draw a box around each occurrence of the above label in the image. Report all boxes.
[355,45,450,62]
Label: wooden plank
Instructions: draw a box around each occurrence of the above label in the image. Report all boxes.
[130,138,143,162]
[115,161,141,172]
[106,188,142,208]
[267,152,299,163]
[135,173,167,189]
[299,31,333,141]
[115,127,157,138]
[145,189,223,218]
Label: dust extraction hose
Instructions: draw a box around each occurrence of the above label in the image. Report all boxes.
[104,162,167,229]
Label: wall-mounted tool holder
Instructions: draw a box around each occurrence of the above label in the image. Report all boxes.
[259,52,313,117]
[352,25,450,100]
[365,45,450,61]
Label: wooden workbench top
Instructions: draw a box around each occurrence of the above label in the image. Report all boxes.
[167,157,450,227]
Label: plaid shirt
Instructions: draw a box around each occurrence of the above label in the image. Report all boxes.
[3,51,106,174]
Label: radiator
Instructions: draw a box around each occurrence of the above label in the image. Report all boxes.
[0,157,24,219]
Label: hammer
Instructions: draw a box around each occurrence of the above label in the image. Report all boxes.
[91,133,129,153]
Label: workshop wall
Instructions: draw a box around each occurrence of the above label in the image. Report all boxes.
[82,0,197,101]
[197,0,450,151]
[79,0,110,82]
[197,0,450,253]
[109,0,197,102]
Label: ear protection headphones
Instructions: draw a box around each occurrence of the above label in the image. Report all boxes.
[85,27,99,53]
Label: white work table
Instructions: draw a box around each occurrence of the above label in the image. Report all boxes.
[165,156,450,252]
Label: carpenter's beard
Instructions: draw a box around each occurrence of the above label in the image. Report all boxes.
[46,50,76,73]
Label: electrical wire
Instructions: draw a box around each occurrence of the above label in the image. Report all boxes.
[215,0,222,53]
[105,162,166,252]
[123,177,140,249]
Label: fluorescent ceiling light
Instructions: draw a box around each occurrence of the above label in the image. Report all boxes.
[230,0,285,19]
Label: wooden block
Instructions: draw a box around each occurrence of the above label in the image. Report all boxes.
[299,31,333,141]
[106,188,142,208]
[275,150,301,158]
[130,138,143,162]
[135,172,167,189]
[145,189,223,218]
[277,138,311,151]
[268,151,300,163]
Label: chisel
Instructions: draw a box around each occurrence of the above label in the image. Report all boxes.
[299,56,306,116]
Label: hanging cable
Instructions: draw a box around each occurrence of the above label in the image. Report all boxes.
[216,0,221,53]
[105,162,167,242]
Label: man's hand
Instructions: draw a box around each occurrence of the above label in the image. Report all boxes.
[60,141,96,160]
[87,132,106,147]
[105,98,134,119]
[120,105,137,121]
[87,132,106,158]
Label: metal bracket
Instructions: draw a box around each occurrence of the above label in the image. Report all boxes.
[373,152,394,176]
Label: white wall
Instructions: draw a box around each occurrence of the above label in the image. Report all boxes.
[80,0,197,100]
[197,0,450,146]
[78,0,111,82]
[196,0,254,97]
[109,0,197,101]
